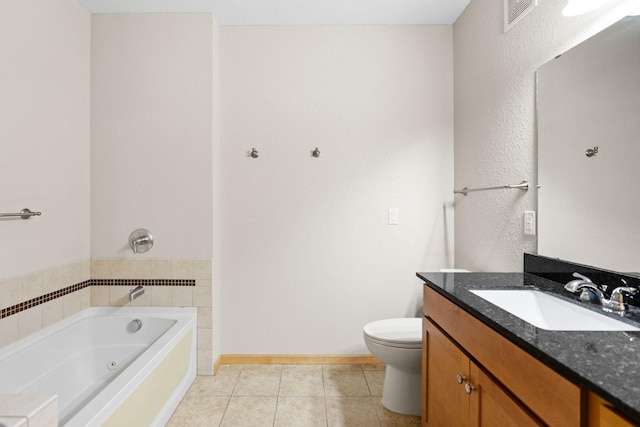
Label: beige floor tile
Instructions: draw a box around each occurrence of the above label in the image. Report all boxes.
[364,370,385,397]
[326,396,380,427]
[220,396,277,427]
[323,370,371,397]
[234,368,282,396]
[322,364,363,371]
[167,395,229,427]
[370,397,421,427]
[218,364,244,373]
[274,396,327,427]
[362,363,386,371]
[241,363,284,372]
[170,365,421,427]
[187,371,240,397]
[279,365,325,397]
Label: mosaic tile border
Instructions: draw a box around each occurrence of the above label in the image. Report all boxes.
[91,279,195,287]
[0,278,195,320]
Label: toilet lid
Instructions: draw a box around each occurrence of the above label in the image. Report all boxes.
[363,318,422,345]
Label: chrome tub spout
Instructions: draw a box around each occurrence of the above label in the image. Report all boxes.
[129,285,145,301]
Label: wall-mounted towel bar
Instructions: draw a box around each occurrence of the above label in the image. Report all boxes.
[0,208,41,219]
[454,181,529,196]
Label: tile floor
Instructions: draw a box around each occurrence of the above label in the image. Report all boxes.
[168,364,421,427]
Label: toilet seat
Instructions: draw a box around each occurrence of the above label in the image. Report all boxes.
[363,318,422,349]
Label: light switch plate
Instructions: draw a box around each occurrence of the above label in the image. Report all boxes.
[388,208,399,225]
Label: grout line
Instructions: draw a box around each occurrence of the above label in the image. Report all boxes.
[323,396,329,427]
[322,366,330,427]
[273,367,283,427]
[363,370,373,396]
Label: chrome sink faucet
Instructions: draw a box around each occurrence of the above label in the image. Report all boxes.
[565,273,637,312]
[564,272,594,292]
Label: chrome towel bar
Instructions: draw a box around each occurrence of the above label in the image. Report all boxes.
[0,208,42,219]
[454,181,529,196]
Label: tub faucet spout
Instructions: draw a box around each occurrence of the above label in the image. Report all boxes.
[129,285,145,301]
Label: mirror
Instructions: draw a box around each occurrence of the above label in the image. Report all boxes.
[537,15,640,273]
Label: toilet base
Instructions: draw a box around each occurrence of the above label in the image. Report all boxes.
[381,365,422,416]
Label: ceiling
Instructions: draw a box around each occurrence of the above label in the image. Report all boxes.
[76,0,471,25]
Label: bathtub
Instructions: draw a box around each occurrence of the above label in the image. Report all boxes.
[0,307,197,426]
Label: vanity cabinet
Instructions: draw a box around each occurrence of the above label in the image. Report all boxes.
[423,317,542,426]
[588,392,636,427]
[423,286,582,427]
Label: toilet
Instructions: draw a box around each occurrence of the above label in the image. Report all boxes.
[363,318,422,416]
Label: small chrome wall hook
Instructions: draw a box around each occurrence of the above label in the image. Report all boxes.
[312,147,320,158]
[585,146,598,157]
[250,148,259,158]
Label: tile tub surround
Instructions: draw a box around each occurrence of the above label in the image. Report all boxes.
[91,258,214,375]
[167,364,421,427]
[416,258,640,423]
[0,258,214,375]
[0,260,91,347]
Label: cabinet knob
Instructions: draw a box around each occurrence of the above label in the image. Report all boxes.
[464,383,477,394]
[456,374,467,384]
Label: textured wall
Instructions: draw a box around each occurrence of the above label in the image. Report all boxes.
[453,0,638,272]
[220,26,454,354]
[0,0,90,280]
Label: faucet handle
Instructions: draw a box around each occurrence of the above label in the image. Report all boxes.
[565,272,594,293]
[573,272,593,282]
[601,286,637,312]
[610,286,637,302]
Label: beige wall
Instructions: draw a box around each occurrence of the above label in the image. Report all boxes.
[90,13,218,374]
[0,0,90,280]
[90,13,214,260]
[453,0,638,271]
[220,26,454,354]
[1,11,219,377]
[211,19,223,364]
[0,0,91,350]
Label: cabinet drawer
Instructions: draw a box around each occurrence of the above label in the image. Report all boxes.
[424,286,582,427]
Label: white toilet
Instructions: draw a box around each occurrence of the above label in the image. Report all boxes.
[363,318,422,416]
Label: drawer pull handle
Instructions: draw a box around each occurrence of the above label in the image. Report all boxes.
[465,383,477,394]
[456,374,467,384]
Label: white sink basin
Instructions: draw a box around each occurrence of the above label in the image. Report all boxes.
[469,289,640,331]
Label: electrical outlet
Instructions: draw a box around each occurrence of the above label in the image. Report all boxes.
[524,210,536,236]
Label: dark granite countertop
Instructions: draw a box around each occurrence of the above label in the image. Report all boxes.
[416,270,640,423]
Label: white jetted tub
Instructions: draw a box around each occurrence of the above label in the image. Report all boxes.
[0,307,197,426]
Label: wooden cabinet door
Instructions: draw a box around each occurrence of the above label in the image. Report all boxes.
[424,318,469,427]
[589,392,637,427]
[469,362,543,427]
[423,286,581,427]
